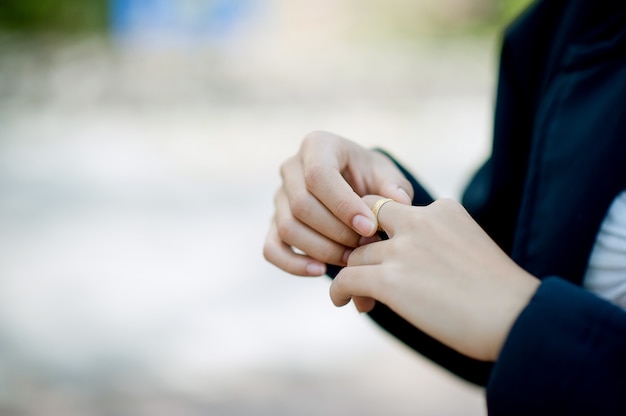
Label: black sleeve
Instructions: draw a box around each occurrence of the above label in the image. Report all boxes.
[487,277,626,415]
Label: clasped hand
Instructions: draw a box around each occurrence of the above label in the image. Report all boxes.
[264,131,539,362]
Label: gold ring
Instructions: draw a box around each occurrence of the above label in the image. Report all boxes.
[371,198,393,230]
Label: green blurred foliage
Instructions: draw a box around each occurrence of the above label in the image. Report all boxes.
[497,0,534,25]
[0,0,108,33]
[459,0,535,36]
[0,0,533,34]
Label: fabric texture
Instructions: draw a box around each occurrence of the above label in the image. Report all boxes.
[328,0,626,413]
[487,278,626,415]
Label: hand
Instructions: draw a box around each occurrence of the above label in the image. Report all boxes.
[330,196,540,362]
[263,131,414,277]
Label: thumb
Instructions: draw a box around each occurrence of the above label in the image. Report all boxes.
[368,151,414,205]
[378,181,413,206]
[353,296,376,313]
[363,195,405,237]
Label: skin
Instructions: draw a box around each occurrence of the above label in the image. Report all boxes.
[263,130,414,276]
[331,196,539,362]
[263,131,540,361]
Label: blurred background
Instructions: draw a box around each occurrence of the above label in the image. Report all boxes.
[0,1,530,415]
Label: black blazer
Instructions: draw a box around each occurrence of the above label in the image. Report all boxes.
[333,1,626,414]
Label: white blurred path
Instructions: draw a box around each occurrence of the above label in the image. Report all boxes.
[0,31,494,415]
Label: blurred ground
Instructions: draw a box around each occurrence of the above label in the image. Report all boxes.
[0,4,498,414]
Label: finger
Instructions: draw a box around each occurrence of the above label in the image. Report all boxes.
[378,181,413,206]
[330,265,381,307]
[303,161,378,237]
[367,151,414,205]
[275,190,351,266]
[352,296,376,313]
[346,239,390,267]
[299,134,378,237]
[363,195,405,237]
[263,221,327,277]
[281,157,361,248]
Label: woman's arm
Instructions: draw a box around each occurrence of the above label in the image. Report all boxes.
[330,197,540,363]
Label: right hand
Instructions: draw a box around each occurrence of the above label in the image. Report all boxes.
[263,131,414,277]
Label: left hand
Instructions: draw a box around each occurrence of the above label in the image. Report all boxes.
[330,196,540,362]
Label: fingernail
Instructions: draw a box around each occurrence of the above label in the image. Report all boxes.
[306,263,325,276]
[342,249,353,265]
[352,214,376,236]
[398,187,411,204]
[358,235,381,246]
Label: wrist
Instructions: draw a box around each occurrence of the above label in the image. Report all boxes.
[490,272,540,361]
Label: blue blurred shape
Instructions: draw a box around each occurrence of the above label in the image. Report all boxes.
[110,0,256,47]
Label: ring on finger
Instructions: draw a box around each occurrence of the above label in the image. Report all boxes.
[371,198,393,231]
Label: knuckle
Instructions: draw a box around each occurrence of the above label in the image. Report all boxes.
[302,130,330,147]
[303,163,327,189]
[347,245,366,267]
[400,179,415,198]
[262,241,276,264]
[432,198,466,217]
[290,191,312,219]
[433,197,459,210]
[336,226,359,247]
[388,240,407,260]
[275,215,296,243]
[378,269,396,291]
[306,240,341,265]
[263,229,285,267]
[375,266,389,285]
[333,197,354,220]
[333,270,351,294]
[279,155,296,179]
[320,245,344,265]
[406,208,425,227]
